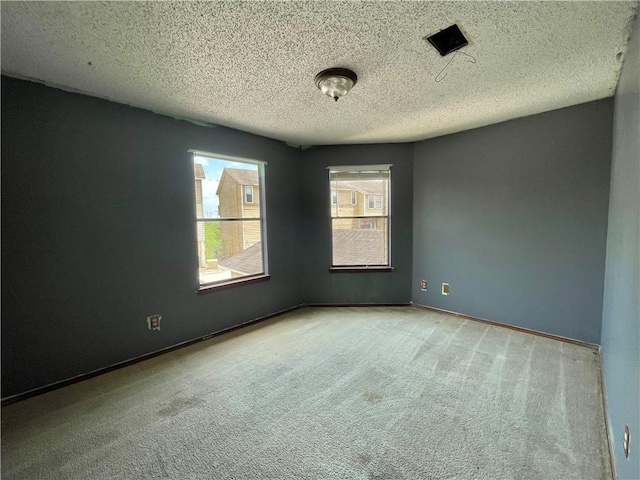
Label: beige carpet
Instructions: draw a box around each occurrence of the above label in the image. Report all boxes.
[1,306,612,479]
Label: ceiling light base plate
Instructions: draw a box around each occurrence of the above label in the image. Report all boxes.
[315,68,358,101]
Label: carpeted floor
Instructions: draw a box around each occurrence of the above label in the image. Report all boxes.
[1,306,612,479]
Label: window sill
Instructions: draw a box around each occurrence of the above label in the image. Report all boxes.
[329,266,395,273]
[197,274,271,294]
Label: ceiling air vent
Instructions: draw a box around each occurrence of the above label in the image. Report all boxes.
[426,24,468,56]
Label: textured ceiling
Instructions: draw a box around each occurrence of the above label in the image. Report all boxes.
[1,1,638,145]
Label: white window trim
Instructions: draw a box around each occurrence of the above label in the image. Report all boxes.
[189,149,267,167]
[329,164,392,172]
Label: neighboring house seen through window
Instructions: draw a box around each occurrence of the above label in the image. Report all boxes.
[191,150,267,286]
[329,165,391,268]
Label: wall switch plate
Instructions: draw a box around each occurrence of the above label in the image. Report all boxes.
[147,314,162,331]
[623,425,630,459]
[421,280,428,291]
[442,283,450,295]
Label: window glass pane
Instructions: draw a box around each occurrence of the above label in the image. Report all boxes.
[193,153,265,286]
[329,166,390,267]
[197,220,263,284]
[330,175,388,218]
[332,218,388,266]
[193,156,260,219]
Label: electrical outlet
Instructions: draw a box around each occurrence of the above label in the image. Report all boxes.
[421,280,428,291]
[623,425,630,459]
[442,283,450,295]
[147,314,162,331]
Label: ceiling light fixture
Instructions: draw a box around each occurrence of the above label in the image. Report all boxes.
[314,68,358,102]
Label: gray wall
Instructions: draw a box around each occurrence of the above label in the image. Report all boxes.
[1,77,304,398]
[412,100,613,344]
[1,72,621,413]
[601,11,640,479]
[299,145,413,305]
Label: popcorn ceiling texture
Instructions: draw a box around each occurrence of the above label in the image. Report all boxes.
[1,1,637,145]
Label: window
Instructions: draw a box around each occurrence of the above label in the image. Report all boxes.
[351,191,357,205]
[245,185,253,203]
[367,195,383,209]
[191,150,267,287]
[331,190,337,204]
[329,165,391,268]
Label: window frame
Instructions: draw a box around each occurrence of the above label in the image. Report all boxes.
[189,149,269,292]
[351,190,357,205]
[328,165,392,272]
